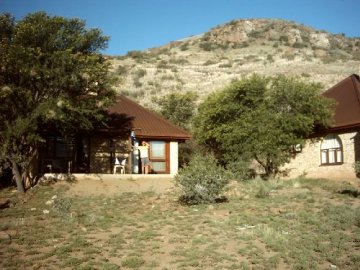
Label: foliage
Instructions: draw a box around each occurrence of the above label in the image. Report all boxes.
[133,68,147,78]
[226,158,254,181]
[122,256,145,268]
[174,153,229,204]
[0,12,115,192]
[126,50,146,62]
[116,65,128,76]
[353,161,360,178]
[156,91,197,130]
[193,74,333,177]
[199,42,215,51]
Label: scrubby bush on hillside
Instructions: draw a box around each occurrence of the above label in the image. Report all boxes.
[116,65,128,76]
[175,153,229,205]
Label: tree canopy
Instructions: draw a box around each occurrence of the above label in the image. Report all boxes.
[193,74,334,177]
[0,12,116,192]
[156,91,197,130]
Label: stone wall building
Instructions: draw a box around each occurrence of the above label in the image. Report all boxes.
[286,74,360,180]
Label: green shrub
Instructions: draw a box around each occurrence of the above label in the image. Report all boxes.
[279,35,289,43]
[292,42,307,48]
[267,54,274,62]
[352,51,360,61]
[255,182,271,198]
[160,74,174,81]
[219,62,233,68]
[180,42,189,51]
[169,58,189,65]
[134,68,146,78]
[126,50,145,62]
[122,256,145,268]
[238,41,249,48]
[157,60,170,69]
[203,60,217,66]
[226,159,254,181]
[53,198,72,217]
[199,42,217,51]
[133,78,142,87]
[282,52,295,60]
[247,178,279,198]
[116,65,127,76]
[353,161,360,178]
[175,153,229,204]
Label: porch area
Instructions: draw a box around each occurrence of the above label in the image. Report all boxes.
[42,173,176,195]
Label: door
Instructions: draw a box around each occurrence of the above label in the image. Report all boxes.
[149,141,169,174]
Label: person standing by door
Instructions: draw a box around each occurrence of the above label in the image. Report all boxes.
[138,141,150,174]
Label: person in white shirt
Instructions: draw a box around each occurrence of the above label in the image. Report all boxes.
[138,141,150,174]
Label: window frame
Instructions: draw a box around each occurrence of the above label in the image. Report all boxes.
[320,134,343,166]
[149,141,170,173]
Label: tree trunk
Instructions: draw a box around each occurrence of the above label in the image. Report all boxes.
[11,161,25,193]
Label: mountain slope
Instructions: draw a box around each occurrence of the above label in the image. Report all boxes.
[108,18,360,109]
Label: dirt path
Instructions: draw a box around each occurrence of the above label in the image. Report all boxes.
[56,174,176,196]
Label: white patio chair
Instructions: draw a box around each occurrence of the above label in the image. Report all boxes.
[113,157,126,174]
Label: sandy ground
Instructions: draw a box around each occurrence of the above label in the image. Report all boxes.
[50,174,176,196]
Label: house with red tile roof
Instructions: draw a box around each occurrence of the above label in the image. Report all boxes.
[39,95,191,175]
[285,74,360,180]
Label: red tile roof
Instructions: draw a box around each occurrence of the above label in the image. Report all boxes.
[322,74,360,131]
[107,95,191,140]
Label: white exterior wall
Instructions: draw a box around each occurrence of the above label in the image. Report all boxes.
[169,141,179,175]
[285,132,358,180]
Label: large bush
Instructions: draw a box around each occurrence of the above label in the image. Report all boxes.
[193,74,333,178]
[175,153,229,204]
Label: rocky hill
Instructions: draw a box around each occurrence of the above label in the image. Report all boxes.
[108,19,360,109]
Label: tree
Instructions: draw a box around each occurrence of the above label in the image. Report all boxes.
[193,74,333,178]
[156,91,198,168]
[156,91,197,130]
[0,12,116,192]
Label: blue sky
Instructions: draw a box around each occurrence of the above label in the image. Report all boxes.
[1,0,359,55]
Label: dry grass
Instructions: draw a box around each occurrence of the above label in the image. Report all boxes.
[0,178,359,269]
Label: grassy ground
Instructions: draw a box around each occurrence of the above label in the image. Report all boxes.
[0,178,359,269]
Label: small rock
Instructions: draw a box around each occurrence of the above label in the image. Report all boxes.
[30,208,36,211]
[43,210,50,215]
[45,200,53,206]
[330,264,337,269]
[51,195,57,200]
[0,232,11,242]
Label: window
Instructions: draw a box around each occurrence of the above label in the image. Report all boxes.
[46,137,73,158]
[320,134,343,165]
[150,141,168,173]
[150,141,166,159]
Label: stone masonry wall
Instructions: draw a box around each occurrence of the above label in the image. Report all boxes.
[90,137,130,174]
[285,132,358,180]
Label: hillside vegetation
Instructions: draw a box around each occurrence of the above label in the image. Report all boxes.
[108,19,360,109]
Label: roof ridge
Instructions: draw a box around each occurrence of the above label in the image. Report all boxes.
[117,95,191,136]
[350,74,360,107]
